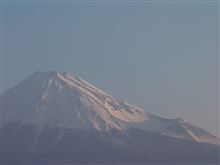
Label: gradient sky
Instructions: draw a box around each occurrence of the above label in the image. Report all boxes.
[1,1,219,135]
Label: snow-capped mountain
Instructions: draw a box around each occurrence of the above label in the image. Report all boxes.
[1,71,219,164]
[2,71,219,144]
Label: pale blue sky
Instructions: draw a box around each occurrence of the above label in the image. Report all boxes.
[1,1,219,135]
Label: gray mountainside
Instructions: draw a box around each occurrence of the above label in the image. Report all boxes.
[0,71,219,164]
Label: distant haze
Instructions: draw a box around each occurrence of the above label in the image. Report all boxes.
[1,1,219,135]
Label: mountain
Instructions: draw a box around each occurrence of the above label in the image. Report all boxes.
[0,71,219,164]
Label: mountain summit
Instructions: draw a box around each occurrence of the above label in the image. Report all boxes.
[2,71,147,132]
[2,71,219,144]
[1,71,219,164]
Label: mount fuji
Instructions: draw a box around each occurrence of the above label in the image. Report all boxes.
[1,71,219,164]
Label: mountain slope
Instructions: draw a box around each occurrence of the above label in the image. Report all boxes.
[1,71,219,145]
[0,71,219,164]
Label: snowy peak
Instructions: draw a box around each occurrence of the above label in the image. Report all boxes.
[2,71,148,132]
[1,71,219,145]
[34,71,111,98]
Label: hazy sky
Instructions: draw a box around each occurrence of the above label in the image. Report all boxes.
[1,1,219,135]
